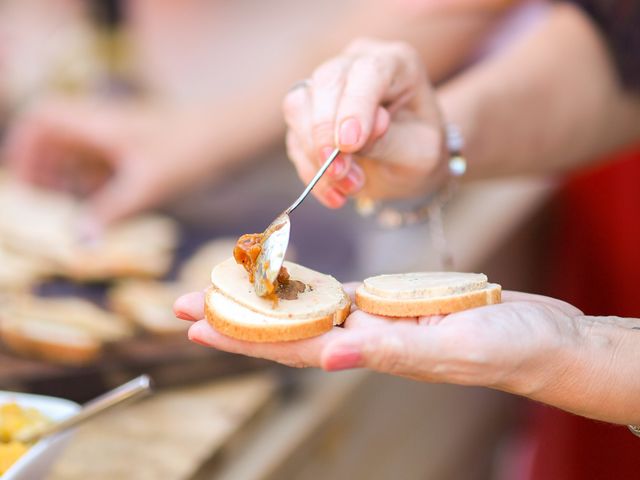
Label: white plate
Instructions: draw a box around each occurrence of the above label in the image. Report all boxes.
[0,391,79,480]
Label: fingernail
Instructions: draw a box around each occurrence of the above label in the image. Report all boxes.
[320,146,335,162]
[339,118,361,147]
[175,311,197,321]
[345,165,365,190]
[324,188,346,208]
[328,155,347,178]
[324,345,362,371]
[188,325,210,346]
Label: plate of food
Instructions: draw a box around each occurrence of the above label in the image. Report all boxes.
[0,391,79,479]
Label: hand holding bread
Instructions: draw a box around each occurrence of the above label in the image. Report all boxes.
[175,254,640,425]
[175,285,583,395]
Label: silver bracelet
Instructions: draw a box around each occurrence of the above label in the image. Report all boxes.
[629,327,640,437]
[354,122,466,269]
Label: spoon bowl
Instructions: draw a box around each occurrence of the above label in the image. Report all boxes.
[254,213,290,297]
[253,148,340,297]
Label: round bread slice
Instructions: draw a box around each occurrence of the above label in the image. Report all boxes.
[0,318,101,365]
[356,272,501,317]
[205,258,350,342]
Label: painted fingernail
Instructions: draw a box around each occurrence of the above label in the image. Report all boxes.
[320,146,335,162]
[324,188,346,208]
[345,165,365,190]
[339,118,361,147]
[328,155,347,178]
[324,345,362,371]
[175,311,197,321]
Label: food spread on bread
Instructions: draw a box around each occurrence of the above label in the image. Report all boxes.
[0,402,51,474]
[206,257,350,342]
[233,233,307,303]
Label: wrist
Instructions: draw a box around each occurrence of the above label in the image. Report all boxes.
[515,316,640,425]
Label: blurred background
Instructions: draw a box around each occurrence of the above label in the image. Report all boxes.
[0,0,637,479]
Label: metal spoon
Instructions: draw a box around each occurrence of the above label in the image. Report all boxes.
[254,148,341,297]
[16,375,152,443]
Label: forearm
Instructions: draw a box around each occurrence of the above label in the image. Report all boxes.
[439,3,640,179]
[522,316,640,425]
[191,1,505,173]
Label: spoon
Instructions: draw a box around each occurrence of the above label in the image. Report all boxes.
[254,148,341,297]
[16,375,152,443]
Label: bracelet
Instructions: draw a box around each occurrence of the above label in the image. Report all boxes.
[354,122,466,269]
[628,326,640,437]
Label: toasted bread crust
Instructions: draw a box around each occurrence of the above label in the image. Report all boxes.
[204,287,350,342]
[0,328,101,365]
[355,284,501,317]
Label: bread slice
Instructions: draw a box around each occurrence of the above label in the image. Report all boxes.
[356,272,501,317]
[109,280,188,334]
[205,257,350,342]
[0,318,101,366]
[0,176,178,281]
[0,296,132,365]
[178,238,239,291]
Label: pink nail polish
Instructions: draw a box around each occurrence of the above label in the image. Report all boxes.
[325,346,361,371]
[339,118,361,147]
[328,156,346,178]
[320,146,334,161]
[345,166,365,190]
[175,311,197,321]
[324,188,346,208]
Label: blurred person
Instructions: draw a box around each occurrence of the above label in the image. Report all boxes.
[174,1,640,477]
[3,0,519,230]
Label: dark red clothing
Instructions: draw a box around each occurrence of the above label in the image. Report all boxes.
[528,149,640,479]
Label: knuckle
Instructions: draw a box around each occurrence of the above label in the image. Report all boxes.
[282,90,305,122]
[387,41,419,62]
[311,59,346,89]
[345,37,373,53]
[311,121,334,144]
[367,335,405,373]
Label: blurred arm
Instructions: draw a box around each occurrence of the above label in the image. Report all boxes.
[193,0,509,176]
[439,3,640,178]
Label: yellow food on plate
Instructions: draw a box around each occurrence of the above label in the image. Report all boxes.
[0,402,51,474]
[0,442,29,475]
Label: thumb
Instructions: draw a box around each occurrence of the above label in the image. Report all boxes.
[320,323,445,375]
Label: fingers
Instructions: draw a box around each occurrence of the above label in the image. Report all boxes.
[501,290,583,316]
[283,38,428,205]
[320,321,448,376]
[187,320,343,368]
[173,291,206,321]
[309,57,352,160]
[285,131,346,209]
[86,160,159,226]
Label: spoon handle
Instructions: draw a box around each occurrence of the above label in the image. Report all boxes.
[285,148,341,215]
[20,375,152,443]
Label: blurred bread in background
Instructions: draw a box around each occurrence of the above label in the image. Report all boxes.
[0,296,132,365]
[178,238,238,290]
[109,237,245,335]
[0,243,52,292]
[0,175,178,281]
[109,280,187,335]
